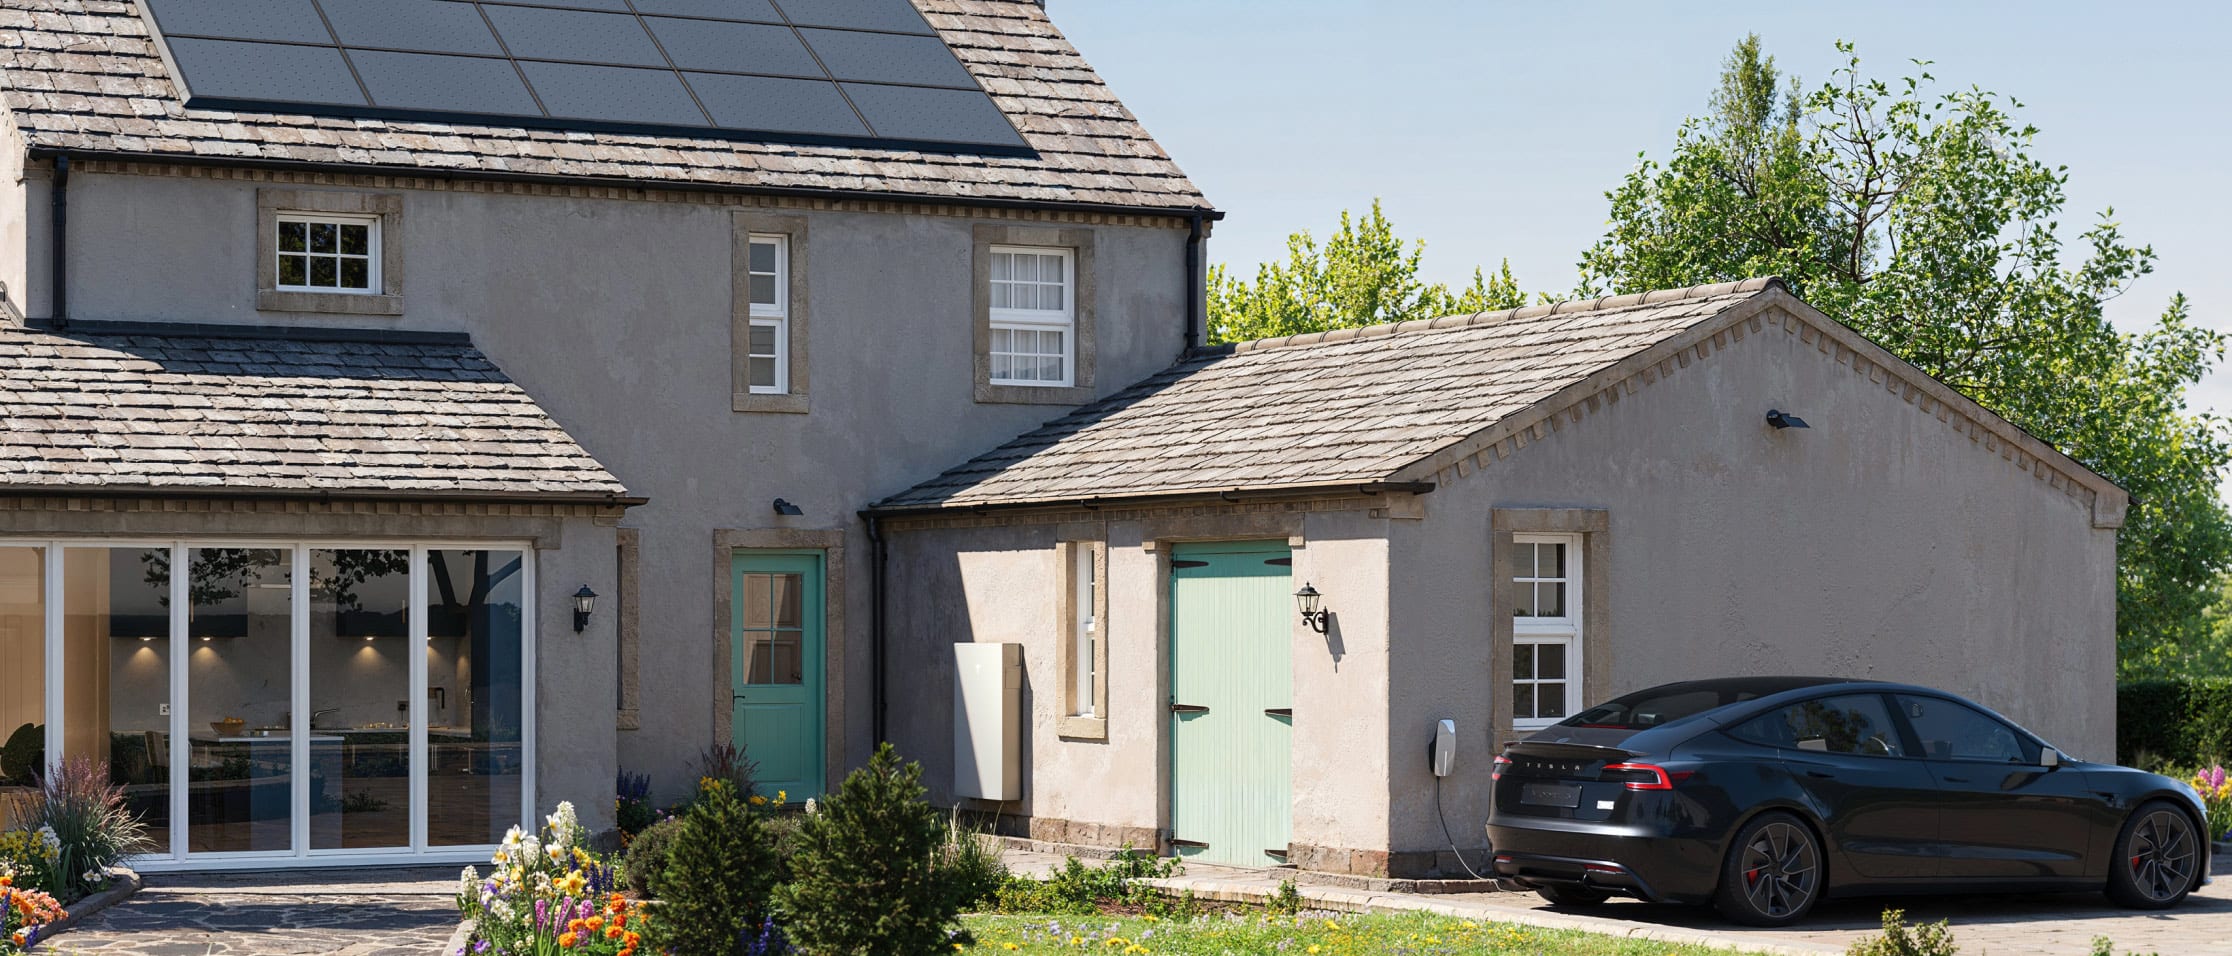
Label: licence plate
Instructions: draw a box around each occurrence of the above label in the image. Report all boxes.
[1520,782,1581,808]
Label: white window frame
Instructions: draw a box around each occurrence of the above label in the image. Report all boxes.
[1511,532,1582,731]
[275,213,382,295]
[746,235,790,395]
[987,245,1075,388]
[1071,543,1097,718]
[7,536,536,872]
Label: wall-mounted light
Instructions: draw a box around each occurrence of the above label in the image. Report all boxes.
[772,498,804,516]
[573,586,598,633]
[1294,583,1329,634]
[1765,409,1809,430]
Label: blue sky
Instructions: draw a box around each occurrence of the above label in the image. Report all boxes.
[1056,0,2232,463]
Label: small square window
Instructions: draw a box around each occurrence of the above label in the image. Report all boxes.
[276,214,380,294]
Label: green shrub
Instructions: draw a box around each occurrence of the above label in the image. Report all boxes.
[941,813,1009,911]
[2092,936,2161,956]
[0,723,40,788]
[775,743,956,955]
[649,780,779,955]
[989,849,1181,915]
[2118,678,2232,768]
[623,816,683,897]
[1266,878,1304,917]
[38,757,147,900]
[1846,909,1958,956]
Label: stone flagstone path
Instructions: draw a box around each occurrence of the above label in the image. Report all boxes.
[34,867,458,956]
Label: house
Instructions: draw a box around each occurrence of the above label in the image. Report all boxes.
[869,277,2125,878]
[0,0,1215,867]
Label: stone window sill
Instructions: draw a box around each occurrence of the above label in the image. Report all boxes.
[733,393,810,414]
[258,290,404,316]
[1056,714,1108,740]
[976,383,1094,406]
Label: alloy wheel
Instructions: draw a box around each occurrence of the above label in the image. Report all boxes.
[2127,809,2197,904]
[1738,821,1819,919]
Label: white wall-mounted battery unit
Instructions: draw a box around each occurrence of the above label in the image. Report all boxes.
[953,642,1023,801]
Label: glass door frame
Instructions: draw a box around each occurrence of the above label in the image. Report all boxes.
[11,537,536,871]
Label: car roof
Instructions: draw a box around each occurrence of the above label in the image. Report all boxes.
[1635,676,1871,698]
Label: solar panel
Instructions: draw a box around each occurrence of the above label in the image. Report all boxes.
[134,0,1032,154]
[321,0,505,57]
[797,29,975,88]
[687,73,867,136]
[648,18,821,77]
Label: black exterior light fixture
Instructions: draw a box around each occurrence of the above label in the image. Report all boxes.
[1295,583,1329,634]
[773,498,804,516]
[1765,409,1810,430]
[572,586,598,633]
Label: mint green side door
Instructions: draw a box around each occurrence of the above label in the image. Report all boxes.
[1169,540,1293,867]
[731,551,826,798]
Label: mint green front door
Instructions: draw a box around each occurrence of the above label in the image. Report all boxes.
[1169,540,1293,867]
[731,552,826,798]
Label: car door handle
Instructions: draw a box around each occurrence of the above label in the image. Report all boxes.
[1804,770,1834,779]
[1941,775,1970,784]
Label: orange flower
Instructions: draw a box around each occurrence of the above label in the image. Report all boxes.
[558,931,578,948]
[567,918,587,933]
[606,924,625,940]
[585,915,605,932]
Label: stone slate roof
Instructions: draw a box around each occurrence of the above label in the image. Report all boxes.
[0,0,1210,212]
[876,279,1785,511]
[0,326,630,500]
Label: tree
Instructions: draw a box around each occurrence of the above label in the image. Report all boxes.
[774,744,958,955]
[1207,199,1531,344]
[1577,36,2232,677]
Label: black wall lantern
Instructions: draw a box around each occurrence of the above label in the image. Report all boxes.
[772,498,804,516]
[1765,409,1810,430]
[573,586,598,633]
[1294,583,1329,634]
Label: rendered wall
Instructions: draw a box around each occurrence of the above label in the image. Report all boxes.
[1387,305,2120,872]
[39,167,1194,805]
[883,506,1396,865]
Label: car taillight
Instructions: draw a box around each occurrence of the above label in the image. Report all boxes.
[1601,762,1692,790]
[1492,754,1512,781]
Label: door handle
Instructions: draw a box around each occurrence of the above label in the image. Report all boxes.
[1169,703,1209,714]
[1804,770,1834,779]
[1941,776,1970,784]
[1170,838,1209,849]
[1264,708,1293,718]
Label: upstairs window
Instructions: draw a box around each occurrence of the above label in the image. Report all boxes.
[746,235,790,395]
[276,213,379,294]
[988,246,1074,387]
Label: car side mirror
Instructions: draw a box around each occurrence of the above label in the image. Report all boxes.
[2040,748,2061,769]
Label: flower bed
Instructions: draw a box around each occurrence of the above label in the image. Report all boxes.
[455,802,654,955]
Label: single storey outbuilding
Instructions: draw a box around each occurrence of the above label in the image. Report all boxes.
[870,277,2126,879]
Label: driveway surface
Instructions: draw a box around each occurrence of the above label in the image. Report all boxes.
[35,867,457,956]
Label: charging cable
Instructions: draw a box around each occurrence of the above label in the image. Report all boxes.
[1433,774,1492,880]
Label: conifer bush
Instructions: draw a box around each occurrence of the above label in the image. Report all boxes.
[776,743,957,955]
[649,779,778,955]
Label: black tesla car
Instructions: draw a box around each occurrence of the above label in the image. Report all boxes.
[1486,677,2209,925]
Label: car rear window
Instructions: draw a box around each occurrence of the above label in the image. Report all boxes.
[1560,686,1761,730]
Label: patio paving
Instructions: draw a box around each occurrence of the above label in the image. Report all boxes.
[34,867,459,956]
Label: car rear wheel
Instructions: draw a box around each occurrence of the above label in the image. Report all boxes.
[1713,812,1821,926]
[2106,801,2200,909]
[1536,885,1611,908]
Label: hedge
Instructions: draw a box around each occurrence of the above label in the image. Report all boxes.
[2118,678,2232,768]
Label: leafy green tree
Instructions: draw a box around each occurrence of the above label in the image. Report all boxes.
[1207,199,1530,343]
[1577,36,2232,677]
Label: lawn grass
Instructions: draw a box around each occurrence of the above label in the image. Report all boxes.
[958,910,1740,954]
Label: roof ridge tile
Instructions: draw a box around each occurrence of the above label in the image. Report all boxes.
[1224,277,1783,357]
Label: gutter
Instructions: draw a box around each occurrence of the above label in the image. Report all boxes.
[863,481,1437,521]
[1184,212,1205,351]
[24,147,1226,227]
[47,151,68,328]
[0,485,649,508]
[863,512,889,746]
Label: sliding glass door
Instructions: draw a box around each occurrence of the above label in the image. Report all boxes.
[9,540,533,867]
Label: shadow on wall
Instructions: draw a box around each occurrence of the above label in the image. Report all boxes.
[888,544,1033,822]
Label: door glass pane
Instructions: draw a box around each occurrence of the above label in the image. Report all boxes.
[428,549,525,847]
[772,573,801,628]
[60,548,172,854]
[0,547,43,829]
[308,549,411,850]
[184,547,292,853]
[743,572,805,686]
[743,573,773,629]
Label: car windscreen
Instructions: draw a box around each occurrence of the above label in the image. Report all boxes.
[1559,685,1765,730]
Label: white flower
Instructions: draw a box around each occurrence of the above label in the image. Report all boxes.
[547,801,578,837]
[500,826,525,852]
[520,834,542,864]
[458,866,478,896]
[804,797,818,816]
[35,825,59,851]
[82,868,103,885]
